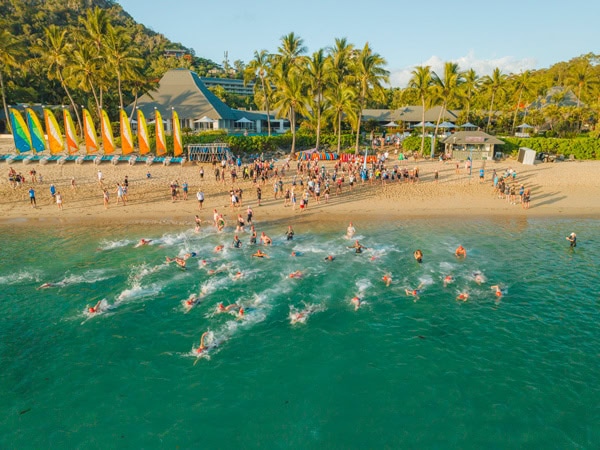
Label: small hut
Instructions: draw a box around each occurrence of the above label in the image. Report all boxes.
[441,131,504,160]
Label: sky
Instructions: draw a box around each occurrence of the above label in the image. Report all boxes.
[117,0,599,87]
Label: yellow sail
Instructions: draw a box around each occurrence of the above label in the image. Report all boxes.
[137,109,150,155]
[9,108,33,153]
[44,109,64,154]
[63,109,79,154]
[155,109,166,156]
[26,108,47,152]
[120,109,133,155]
[83,108,98,154]
[100,109,115,154]
[172,109,183,157]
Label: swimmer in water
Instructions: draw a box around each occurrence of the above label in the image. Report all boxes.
[216,302,240,314]
[405,283,424,300]
[346,222,356,238]
[166,256,186,268]
[472,272,485,284]
[232,271,243,280]
[382,274,392,287]
[324,255,335,261]
[137,239,152,247]
[443,275,454,287]
[260,232,272,245]
[490,285,503,298]
[38,282,56,289]
[88,300,102,314]
[291,251,303,257]
[289,270,303,279]
[237,307,245,319]
[566,232,577,248]
[232,235,242,248]
[214,245,224,252]
[456,292,469,302]
[348,240,367,254]
[184,294,200,310]
[455,245,467,258]
[183,252,197,260]
[351,296,361,311]
[252,249,269,258]
[194,331,210,355]
[413,249,423,263]
[289,304,319,324]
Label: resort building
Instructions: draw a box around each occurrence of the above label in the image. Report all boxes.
[200,77,254,97]
[441,130,505,160]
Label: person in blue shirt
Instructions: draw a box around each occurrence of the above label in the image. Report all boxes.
[29,187,36,207]
[479,168,485,183]
[49,184,56,198]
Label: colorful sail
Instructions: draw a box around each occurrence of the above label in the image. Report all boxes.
[9,108,32,153]
[63,109,79,154]
[26,108,46,152]
[83,109,98,154]
[155,109,166,155]
[100,109,115,154]
[44,109,64,154]
[120,109,133,155]
[137,109,150,155]
[172,109,183,157]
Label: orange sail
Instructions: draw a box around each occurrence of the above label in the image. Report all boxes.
[44,109,64,154]
[120,109,133,155]
[172,109,183,157]
[100,109,114,154]
[83,108,98,154]
[137,109,150,155]
[155,109,166,156]
[63,109,79,154]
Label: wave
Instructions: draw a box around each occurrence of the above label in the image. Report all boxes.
[0,269,43,285]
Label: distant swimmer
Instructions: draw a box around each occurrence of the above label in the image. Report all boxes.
[443,275,454,287]
[136,239,152,247]
[346,222,356,239]
[194,331,210,355]
[291,251,303,257]
[490,285,503,298]
[38,282,56,289]
[289,270,303,279]
[183,252,197,260]
[413,249,423,263]
[237,307,245,319]
[166,256,186,269]
[289,304,320,324]
[348,240,367,254]
[382,274,392,287]
[183,294,200,311]
[472,272,485,284]
[232,235,242,248]
[286,225,295,241]
[232,271,243,280]
[88,300,102,314]
[455,245,467,258]
[260,232,272,245]
[456,292,469,302]
[324,255,335,261]
[405,283,424,300]
[566,232,577,248]
[216,302,240,314]
[252,250,269,258]
[214,245,224,253]
[351,296,362,311]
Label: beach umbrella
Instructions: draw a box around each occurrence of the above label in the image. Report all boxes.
[516,123,534,129]
[413,121,435,128]
[459,122,477,128]
[384,121,399,127]
[235,117,253,124]
[194,116,215,123]
[438,121,456,128]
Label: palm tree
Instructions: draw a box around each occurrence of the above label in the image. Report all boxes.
[565,57,598,130]
[325,82,356,152]
[271,68,307,156]
[78,7,109,108]
[509,70,532,134]
[125,67,157,121]
[431,62,464,155]
[328,37,354,84]
[0,29,23,133]
[33,25,82,130]
[275,32,307,74]
[69,43,101,114]
[408,65,432,155]
[461,68,480,123]
[306,49,331,150]
[482,67,507,132]
[350,42,389,153]
[104,25,143,110]
[244,50,273,135]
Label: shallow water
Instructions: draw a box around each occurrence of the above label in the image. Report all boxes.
[1,218,599,448]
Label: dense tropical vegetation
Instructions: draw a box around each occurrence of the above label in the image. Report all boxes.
[1,0,599,157]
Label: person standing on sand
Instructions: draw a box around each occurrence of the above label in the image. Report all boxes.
[256,186,262,206]
[196,189,204,210]
[97,169,103,186]
[56,191,63,210]
[28,186,36,208]
[103,189,109,209]
[116,183,126,205]
[182,181,189,200]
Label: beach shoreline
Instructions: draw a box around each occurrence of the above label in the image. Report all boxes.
[2,150,600,230]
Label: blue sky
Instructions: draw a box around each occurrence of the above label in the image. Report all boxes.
[117,0,599,87]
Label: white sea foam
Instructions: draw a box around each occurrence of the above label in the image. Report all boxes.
[98,238,133,251]
[0,269,43,285]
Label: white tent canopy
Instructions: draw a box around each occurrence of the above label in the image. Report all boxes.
[413,121,435,127]
[516,123,534,129]
[194,116,215,123]
[235,117,253,123]
[438,121,456,128]
[384,121,399,127]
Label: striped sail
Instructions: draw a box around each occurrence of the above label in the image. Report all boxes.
[137,109,150,155]
[155,109,166,155]
[63,109,79,154]
[119,109,134,155]
[83,109,98,154]
[26,108,46,152]
[100,109,115,154]
[172,109,183,156]
[44,109,64,154]
[9,108,33,153]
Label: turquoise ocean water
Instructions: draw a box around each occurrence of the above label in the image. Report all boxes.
[1,218,599,448]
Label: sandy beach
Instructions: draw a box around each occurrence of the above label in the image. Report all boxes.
[2,136,599,229]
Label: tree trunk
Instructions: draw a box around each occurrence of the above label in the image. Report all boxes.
[511,90,522,135]
[261,76,271,136]
[486,92,495,132]
[337,112,342,153]
[432,102,445,158]
[58,71,82,133]
[0,71,11,134]
[315,92,321,151]
[420,95,426,155]
[354,95,364,155]
[290,107,296,156]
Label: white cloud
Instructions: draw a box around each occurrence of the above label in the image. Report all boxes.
[389,51,538,88]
